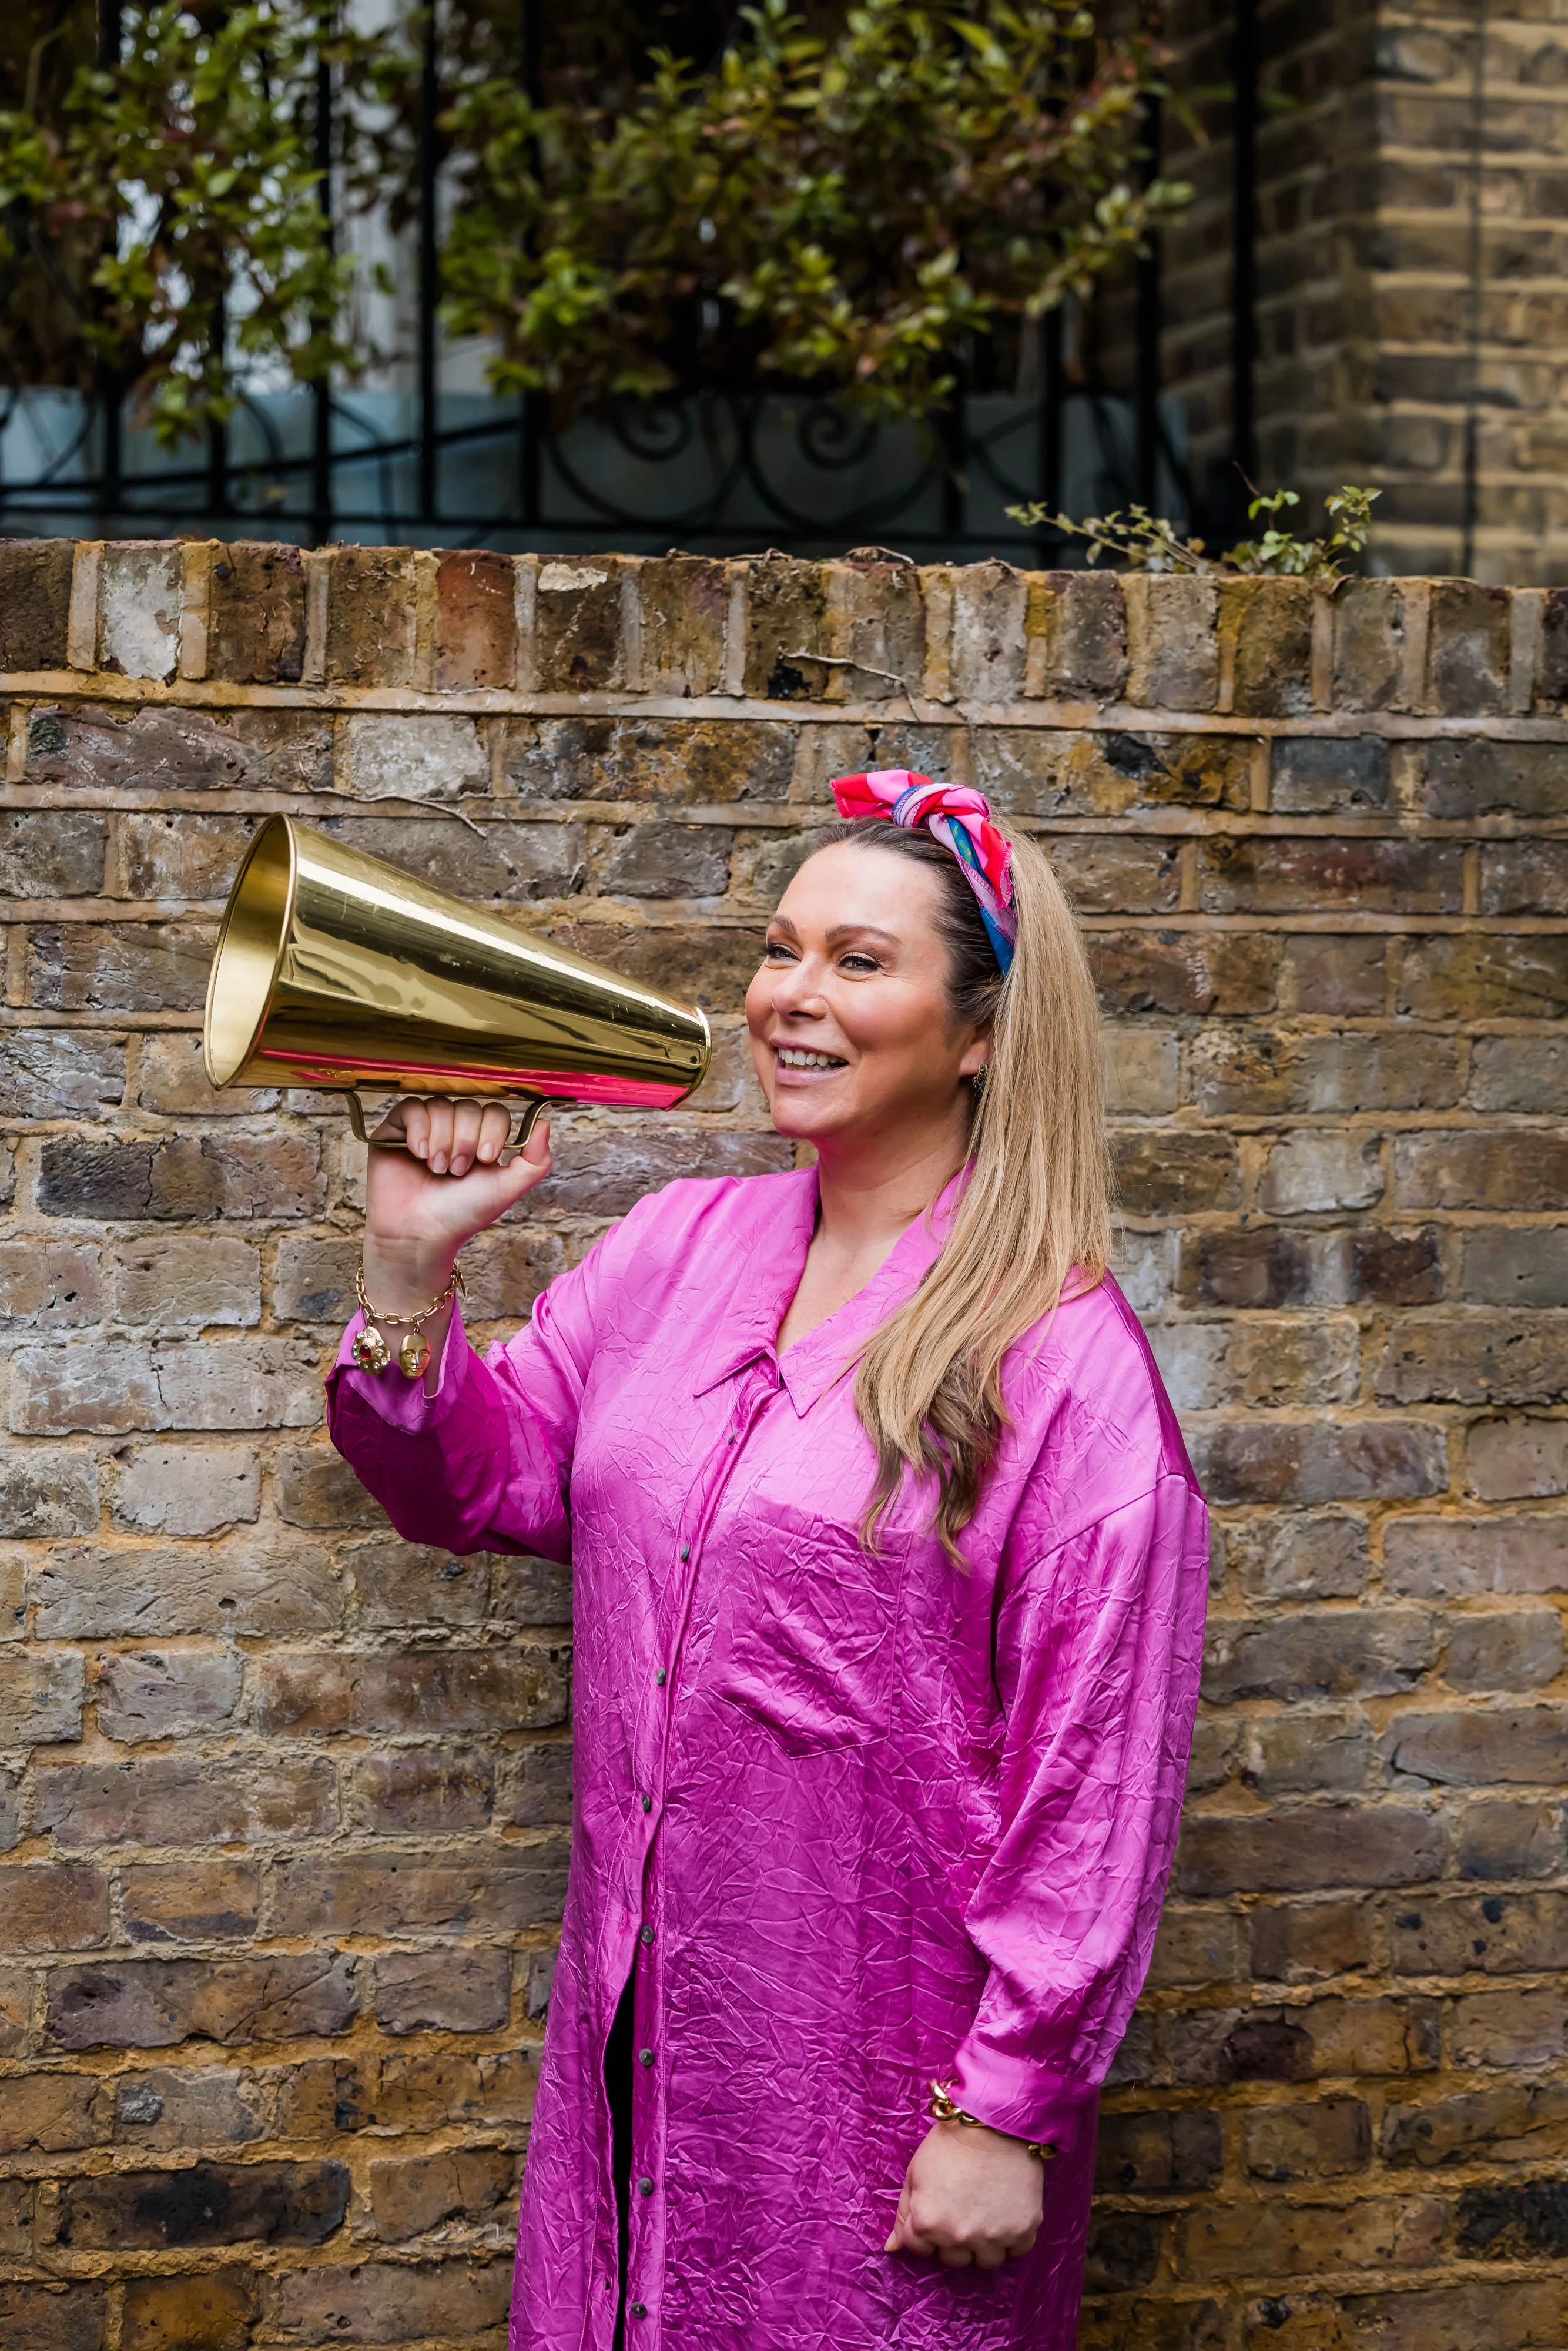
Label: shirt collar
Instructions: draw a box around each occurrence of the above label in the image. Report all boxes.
[691,1163,967,1417]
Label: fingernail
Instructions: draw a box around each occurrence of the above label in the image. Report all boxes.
[432,1154,446,1174]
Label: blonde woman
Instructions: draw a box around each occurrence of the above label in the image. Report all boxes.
[327,770,1209,2351]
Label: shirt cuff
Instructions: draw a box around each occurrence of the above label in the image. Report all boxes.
[330,1304,474,1434]
[944,2044,1100,2165]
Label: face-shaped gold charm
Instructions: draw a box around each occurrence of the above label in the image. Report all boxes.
[398,1329,431,1381]
[351,1321,391,1374]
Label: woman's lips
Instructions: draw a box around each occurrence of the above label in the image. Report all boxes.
[772,1044,847,1083]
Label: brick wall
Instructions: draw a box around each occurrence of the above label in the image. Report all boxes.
[1144,1,1568,584]
[1,541,1566,2349]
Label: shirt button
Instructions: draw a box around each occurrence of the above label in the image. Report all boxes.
[641,1794,653,1813]
[679,1543,690,1560]
[638,2176,654,2196]
[726,1432,738,1444]
[654,1669,666,1687]
[631,2304,648,2320]
[638,2047,654,2067]
[640,1925,654,1946]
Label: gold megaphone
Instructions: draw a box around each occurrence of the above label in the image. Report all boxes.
[203,815,711,1151]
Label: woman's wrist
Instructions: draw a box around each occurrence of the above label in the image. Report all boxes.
[360,1234,460,1318]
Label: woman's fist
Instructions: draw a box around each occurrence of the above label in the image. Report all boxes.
[884,2118,1044,2270]
[361,1096,553,1315]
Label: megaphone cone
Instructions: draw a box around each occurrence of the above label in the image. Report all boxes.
[204,815,711,1148]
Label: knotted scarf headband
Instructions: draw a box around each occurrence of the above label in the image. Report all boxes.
[829,769,1017,976]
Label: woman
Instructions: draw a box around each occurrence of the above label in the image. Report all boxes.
[327,769,1209,2351]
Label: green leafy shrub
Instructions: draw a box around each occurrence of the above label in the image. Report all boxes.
[1008,484,1381,580]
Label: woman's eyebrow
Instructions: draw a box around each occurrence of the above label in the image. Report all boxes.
[825,924,898,946]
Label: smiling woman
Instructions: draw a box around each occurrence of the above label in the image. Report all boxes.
[324,768,1210,2351]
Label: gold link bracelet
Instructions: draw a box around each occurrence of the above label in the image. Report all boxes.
[352,1260,465,1380]
[928,2081,1057,2163]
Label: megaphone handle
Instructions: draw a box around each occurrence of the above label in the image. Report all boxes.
[341,1091,549,1161]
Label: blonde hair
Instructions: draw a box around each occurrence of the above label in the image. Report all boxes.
[815,819,1112,1562]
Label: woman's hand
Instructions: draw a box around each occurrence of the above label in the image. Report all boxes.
[361,1097,552,1345]
[884,2119,1044,2269]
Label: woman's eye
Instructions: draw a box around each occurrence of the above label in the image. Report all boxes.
[764,940,796,962]
[840,953,880,974]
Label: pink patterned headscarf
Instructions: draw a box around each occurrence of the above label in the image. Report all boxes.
[829,769,1017,974]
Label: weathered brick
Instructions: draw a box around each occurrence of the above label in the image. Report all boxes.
[1231,1512,1371,1600]
[979,728,1253,817]
[137,1031,277,1117]
[1205,1611,1433,1703]
[0,2069,105,2156]
[0,540,74,668]
[1180,2190,1445,2280]
[1427,581,1511,713]
[323,546,416,685]
[1390,1891,1568,1978]
[35,1754,336,1849]
[1198,837,1461,914]
[26,920,213,1014]
[1079,2297,1224,2351]
[1083,2211,1162,2291]
[1383,1704,1568,1786]
[337,712,488,802]
[1333,579,1406,709]
[110,2062,266,2149]
[350,1751,495,1833]
[1452,1988,1568,2069]
[1469,1034,1568,1113]
[47,1955,358,2051]
[121,1860,261,1945]
[1224,577,1315,716]
[1168,1995,1438,2084]
[1377,1315,1568,1408]
[0,1032,123,1124]
[1422,738,1568,819]
[0,1650,85,1743]
[1455,1799,1567,1881]
[1242,1710,1371,1795]
[112,1444,259,1536]
[639,555,729,696]
[1177,1806,1442,1895]
[121,2272,260,2351]
[1445,1610,1563,1692]
[208,540,306,683]
[1144,1906,1241,1989]
[0,1448,99,1538]
[12,1338,321,1435]
[1480,840,1568,915]
[54,2158,349,2250]
[0,809,107,896]
[1458,1228,1568,1307]
[1466,1417,1568,1501]
[372,1948,510,2035]
[93,1646,242,1740]
[345,1535,486,1629]
[272,1846,568,1938]
[539,918,767,1013]
[1094,2109,1223,2194]
[99,542,181,680]
[0,2281,108,2351]
[1113,1133,1241,1214]
[504,713,793,803]
[370,2145,514,2242]
[0,1866,109,1951]
[1382,2081,1568,2168]
[1259,1132,1385,1214]
[33,1534,340,1639]
[1243,2098,1371,2182]
[601,820,733,898]
[1397,933,1568,1020]
[272,2259,511,2344]
[26,702,256,793]
[535,555,626,692]
[110,810,259,900]
[316,814,586,902]
[256,1647,567,1736]
[274,1444,386,1531]
[1124,577,1219,709]
[40,1134,324,1222]
[1384,1513,1568,1596]
[112,1237,262,1328]
[1285,933,1387,1014]
[530,1127,790,1217]
[1250,1900,1373,1984]
[491,1554,573,1627]
[1026,570,1125,701]
[505,1743,574,1827]
[1190,1421,1447,1505]
[1271,735,1391,812]
[1189,1030,1458,1116]
[435,547,516,689]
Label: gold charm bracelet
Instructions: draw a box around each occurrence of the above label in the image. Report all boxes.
[928,2081,1057,2164]
[351,1260,465,1381]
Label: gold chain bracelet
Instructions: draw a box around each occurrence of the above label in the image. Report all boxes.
[929,2081,1057,2164]
[351,1260,465,1381]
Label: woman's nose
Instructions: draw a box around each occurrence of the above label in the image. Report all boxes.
[770,957,825,1015]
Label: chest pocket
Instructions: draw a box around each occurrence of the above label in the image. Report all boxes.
[702,1492,910,1754]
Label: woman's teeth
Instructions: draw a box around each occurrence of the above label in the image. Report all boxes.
[777,1048,845,1070]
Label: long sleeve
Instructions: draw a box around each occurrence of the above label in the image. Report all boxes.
[325,1234,612,1563]
[946,1469,1208,2165]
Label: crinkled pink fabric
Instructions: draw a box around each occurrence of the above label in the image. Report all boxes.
[326,1167,1209,2351]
